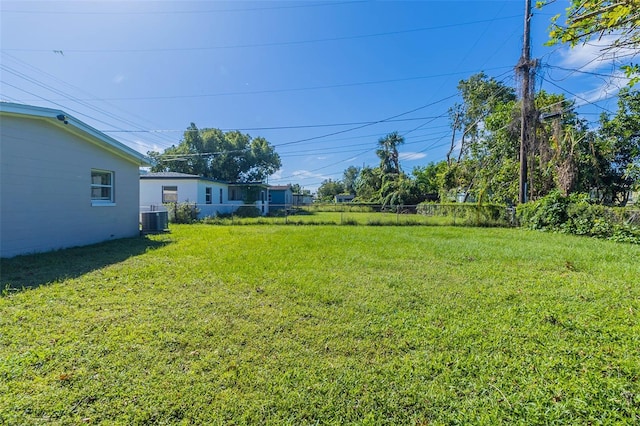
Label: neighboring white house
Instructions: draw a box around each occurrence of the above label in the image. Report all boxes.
[0,102,150,258]
[140,172,269,217]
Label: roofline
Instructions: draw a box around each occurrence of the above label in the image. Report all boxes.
[228,182,268,187]
[140,174,226,183]
[0,102,151,166]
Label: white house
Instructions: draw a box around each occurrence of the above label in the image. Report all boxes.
[140,172,269,217]
[0,102,150,258]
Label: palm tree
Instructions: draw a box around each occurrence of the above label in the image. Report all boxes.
[376,131,404,175]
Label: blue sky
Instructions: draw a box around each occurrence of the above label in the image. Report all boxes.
[1,1,633,192]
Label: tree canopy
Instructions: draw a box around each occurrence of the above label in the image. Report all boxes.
[543,0,640,83]
[148,124,281,182]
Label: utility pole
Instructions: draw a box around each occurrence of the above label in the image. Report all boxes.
[518,0,533,204]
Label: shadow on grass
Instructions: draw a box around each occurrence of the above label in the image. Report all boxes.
[1,236,170,295]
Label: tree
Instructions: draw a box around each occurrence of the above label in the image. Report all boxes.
[149,123,281,182]
[442,73,518,202]
[342,166,360,195]
[354,166,382,202]
[380,174,420,207]
[543,0,640,84]
[317,179,345,201]
[597,87,640,204]
[412,162,447,197]
[376,132,404,175]
[452,73,517,162]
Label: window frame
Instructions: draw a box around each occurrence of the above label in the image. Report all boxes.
[91,169,115,206]
[162,185,178,204]
[205,187,212,204]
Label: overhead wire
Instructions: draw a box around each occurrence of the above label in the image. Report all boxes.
[1,52,178,149]
[31,66,513,102]
[1,1,365,15]
[0,64,174,151]
[2,15,523,54]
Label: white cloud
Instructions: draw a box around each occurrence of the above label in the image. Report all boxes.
[113,74,126,84]
[291,170,333,181]
[270,169,283,180]
[575,69,630,105]
[399,152,427,161]
[128,139,159,155]
[558,35,636,71]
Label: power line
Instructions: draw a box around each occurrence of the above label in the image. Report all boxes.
[103,116,454,133]
[1,52,177,149]
[0,66,171,151]
[272,93,460,149]
[21,66,513,102]
[2,15,522,54]
[543,79,616,114]
[1,1,364,15]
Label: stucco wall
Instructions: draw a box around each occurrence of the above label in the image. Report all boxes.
[139,178,234,217]
[0,115,141,257]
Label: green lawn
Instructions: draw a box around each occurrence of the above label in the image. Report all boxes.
[205,211,486,226]
[1,225,639,424]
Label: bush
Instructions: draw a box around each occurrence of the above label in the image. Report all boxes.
[416,202,513,227]
[165,202,199,224]
[234,206,261,218]
[517,192,640,244]
[516,191,569,230]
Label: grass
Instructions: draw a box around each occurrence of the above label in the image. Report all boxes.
[1,225,639,424]
[204,211,482,226]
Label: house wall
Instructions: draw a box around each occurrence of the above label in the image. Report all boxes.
[1,115,141,258]
[270,189,293,210]
[140,179,234,217]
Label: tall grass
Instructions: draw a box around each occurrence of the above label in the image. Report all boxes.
[1,225,639,424]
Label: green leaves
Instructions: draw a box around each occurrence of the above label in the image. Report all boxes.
[148,124,281,182]
[543,0,640,82]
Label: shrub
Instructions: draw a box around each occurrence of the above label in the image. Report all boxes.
[416,202,512,227]
[234,206,261,218]
[165,202,199,224]
[517,192,640,244]
[516,191,569,230]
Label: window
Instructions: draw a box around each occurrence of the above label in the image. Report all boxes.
[91,169,114,204]
[205,187,212,204]
[162,186,178,203]
[219,188,223,204]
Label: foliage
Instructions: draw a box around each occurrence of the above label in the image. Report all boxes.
[597,87,640,204]
[376,132,404,175]
[542,0,640,85]
[517,191,640,243]
[443,73,518,203]
[354,165,382,202]
[412,161,447,196]
[165,202,199,224]
[316,179,345,201]
[417,202,513,227]
[2,225,639,423]
[233,206,261,218]
[342,166,360,195]
[148,123,281,182]
[379,173,421,207]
